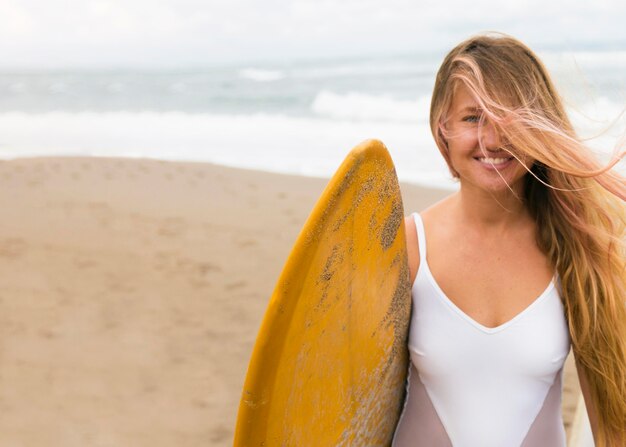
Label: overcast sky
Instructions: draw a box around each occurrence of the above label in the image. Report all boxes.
[1,0,625,69]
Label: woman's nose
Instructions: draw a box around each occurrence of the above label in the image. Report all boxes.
[481,120,501,150]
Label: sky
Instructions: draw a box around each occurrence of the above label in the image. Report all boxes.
[1,0,626,69]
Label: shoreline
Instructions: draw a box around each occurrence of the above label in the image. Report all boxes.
[0,152,460,193]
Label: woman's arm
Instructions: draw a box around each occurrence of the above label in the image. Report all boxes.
[404,216,419,285]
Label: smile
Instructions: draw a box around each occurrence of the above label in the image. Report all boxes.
[474,156,515,170]
[475,156,514,164]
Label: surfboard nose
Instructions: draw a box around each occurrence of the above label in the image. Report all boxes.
[351,139,389,159]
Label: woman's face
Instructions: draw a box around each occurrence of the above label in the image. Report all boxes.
[444,83,534,195]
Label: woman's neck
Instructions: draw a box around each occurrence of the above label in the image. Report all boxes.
[453,182,531,235]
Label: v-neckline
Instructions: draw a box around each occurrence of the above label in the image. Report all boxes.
[421,260,556,334]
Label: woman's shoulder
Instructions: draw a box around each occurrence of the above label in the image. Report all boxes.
[404,194,456,284]
[406,193,456,228]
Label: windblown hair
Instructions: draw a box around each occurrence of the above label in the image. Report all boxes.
[430,33,626,445]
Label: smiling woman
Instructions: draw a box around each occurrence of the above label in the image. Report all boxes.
[441,84,536,195]
[392,33,626,447]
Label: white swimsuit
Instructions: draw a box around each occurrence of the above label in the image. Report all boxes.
[392,213,571,447]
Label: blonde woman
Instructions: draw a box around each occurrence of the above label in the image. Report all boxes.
[392,34,625,446]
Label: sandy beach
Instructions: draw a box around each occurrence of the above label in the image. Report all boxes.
[0,156,581,446]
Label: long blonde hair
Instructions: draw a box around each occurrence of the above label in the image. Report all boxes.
[430,33,626,445]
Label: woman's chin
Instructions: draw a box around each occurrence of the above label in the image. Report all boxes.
[460,174,527,195]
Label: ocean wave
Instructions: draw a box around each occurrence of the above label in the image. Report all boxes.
[106,82,126,93]
[311,90,431,122]
[8,82,27,93]
[566,96,626,150]
[238,68,286,82]
[0,110,455,188]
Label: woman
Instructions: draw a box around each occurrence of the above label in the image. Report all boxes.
[392,34,625,446]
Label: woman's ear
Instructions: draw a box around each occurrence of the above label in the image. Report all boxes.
[439,130,448,151]
[437,122,449,149]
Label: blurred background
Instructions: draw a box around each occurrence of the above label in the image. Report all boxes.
[0,0,624,188]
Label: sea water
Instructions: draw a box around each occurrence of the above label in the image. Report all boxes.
[0,51,623,189]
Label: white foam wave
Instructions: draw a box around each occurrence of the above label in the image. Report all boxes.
[0,110,456,189]
[238,68,285,82]
[566,97,626,160]
[106,82,126,93]
[48,82,68,93]
[311,90,431,123]
[8,82,27,93]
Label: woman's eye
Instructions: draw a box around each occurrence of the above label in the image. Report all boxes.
[463,115,480,123]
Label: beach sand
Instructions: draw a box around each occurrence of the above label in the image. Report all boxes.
[0,156,581,446]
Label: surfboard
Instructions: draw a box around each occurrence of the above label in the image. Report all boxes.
[234,139,412,446]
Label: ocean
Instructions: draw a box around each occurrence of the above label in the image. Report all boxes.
[0,51,624,189]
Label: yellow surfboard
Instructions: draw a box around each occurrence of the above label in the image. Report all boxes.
[234,139,411,446]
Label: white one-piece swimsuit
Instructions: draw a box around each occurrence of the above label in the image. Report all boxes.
[392,213,571,447]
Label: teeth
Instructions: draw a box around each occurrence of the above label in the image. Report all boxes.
[477,157,511,164]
